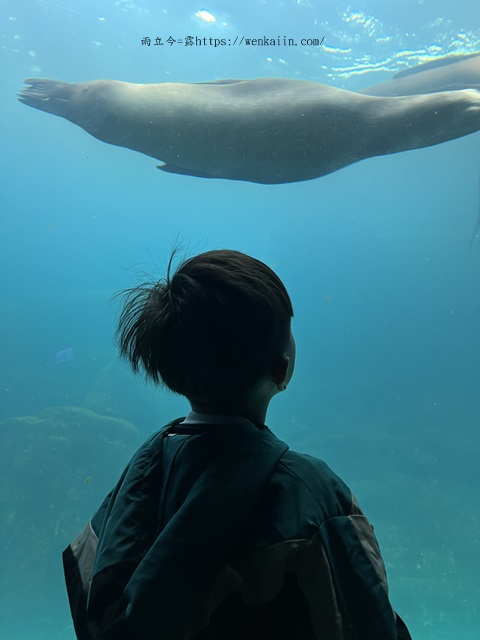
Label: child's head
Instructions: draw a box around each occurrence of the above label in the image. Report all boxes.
[116,249,294,405]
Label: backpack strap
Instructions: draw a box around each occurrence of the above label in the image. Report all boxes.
[63,520,99,640]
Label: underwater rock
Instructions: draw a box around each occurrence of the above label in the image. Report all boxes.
[0,406,140,617]
[83,357,167,430]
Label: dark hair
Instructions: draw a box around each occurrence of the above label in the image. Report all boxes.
[115,249,293,400]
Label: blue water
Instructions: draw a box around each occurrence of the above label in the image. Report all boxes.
[1,1,479,638]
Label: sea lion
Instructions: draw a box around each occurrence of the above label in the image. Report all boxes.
[18,75,480,185]
[361,53,480,97]
[469,175,480,249]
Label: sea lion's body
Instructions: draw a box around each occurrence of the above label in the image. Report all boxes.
[18,59,480,184]
[361,53,480,97]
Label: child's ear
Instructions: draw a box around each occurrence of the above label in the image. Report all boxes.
[271,355,290,390]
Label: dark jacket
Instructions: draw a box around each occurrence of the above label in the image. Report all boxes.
[63,414,412,640]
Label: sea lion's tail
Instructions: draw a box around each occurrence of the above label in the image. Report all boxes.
[18,78,74,117]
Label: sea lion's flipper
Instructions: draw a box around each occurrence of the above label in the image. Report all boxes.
[469,175,480,250]
[393,53,480,80]
[157,164,215,179]
[18,78,73,117]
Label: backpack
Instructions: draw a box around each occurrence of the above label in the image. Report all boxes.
[62,419,288,640]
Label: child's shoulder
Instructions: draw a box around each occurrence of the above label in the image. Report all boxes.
[272,447,354,518]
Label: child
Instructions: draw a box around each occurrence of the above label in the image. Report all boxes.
[63,249,412,640]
